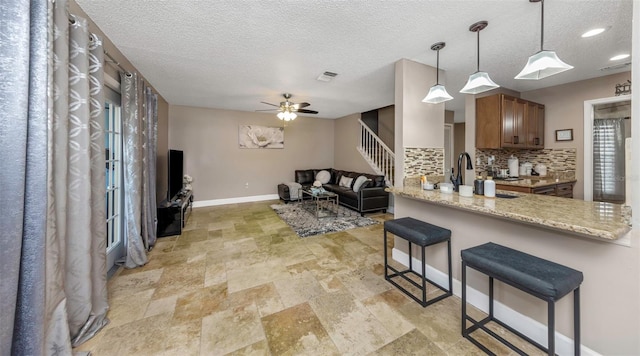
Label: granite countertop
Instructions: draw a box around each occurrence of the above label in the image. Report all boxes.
[493,176,577,189]
[387,186,631,241]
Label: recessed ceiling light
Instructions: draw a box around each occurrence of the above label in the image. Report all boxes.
[610,54,630,61]
[581,28,606,38]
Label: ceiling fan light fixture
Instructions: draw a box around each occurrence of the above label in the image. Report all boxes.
[515,50,574,79]
[459,21,499,95]
[277,109,296,121]
[423,42,453,104]
[460,71,500,94]
[516,0,573,80]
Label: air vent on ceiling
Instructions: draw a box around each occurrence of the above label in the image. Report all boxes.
[599,62,631,71]
[317,71,338,82]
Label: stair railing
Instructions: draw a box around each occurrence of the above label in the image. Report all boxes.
[357,119,394,186]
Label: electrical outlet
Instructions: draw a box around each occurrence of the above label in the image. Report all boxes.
[245,182,249,188]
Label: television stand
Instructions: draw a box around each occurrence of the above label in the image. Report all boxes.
[157,190,193,237]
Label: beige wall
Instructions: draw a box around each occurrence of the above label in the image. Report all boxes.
[453,122,465,163]
[333,113,377,174]
[169,106,335,202]
[396,59,444,149]
[521,71,631,199]
[70,0,170,203]
[378,105,395,151]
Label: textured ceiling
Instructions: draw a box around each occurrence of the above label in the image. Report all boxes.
[76,0,633,120]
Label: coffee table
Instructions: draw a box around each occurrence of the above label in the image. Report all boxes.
[298,188,339,218]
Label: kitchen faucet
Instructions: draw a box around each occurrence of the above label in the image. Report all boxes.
[450,152,473,192]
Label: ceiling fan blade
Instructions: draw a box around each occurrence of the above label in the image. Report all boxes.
[260,101,280,107]
[292,102,311,109]
[296,109,318,114]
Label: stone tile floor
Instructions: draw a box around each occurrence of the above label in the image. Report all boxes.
[75,201,543,355]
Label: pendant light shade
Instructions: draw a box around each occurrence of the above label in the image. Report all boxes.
[515,0,573,80]
[422,42,453,104]
[460,71,500,94]
[460,21,499,94]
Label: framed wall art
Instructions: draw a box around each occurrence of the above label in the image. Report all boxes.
[555,129,573,141]
[239,125,284,149]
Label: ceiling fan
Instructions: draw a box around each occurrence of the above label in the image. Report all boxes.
[257,93,318,121]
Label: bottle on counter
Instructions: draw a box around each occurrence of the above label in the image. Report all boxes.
[474,176,484,195]
[484,177,495,198]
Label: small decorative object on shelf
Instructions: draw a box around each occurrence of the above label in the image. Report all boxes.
[183,174,193,191]
[555,129,573,141]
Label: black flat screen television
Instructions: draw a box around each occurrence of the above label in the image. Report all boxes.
[168,149,183,200]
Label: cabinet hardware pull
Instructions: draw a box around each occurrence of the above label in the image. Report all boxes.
[514,136,519,144]
[534,138,540,145]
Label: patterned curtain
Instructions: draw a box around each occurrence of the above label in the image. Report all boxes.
[1,0,109,353]
[0,0,49,353]
[121,72,149,267]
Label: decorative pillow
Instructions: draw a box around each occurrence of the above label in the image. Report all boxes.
[316,170,331,184]
[352,175,371,193]
[339,176,354,188]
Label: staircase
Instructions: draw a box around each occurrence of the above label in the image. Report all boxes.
[357,119,394,186]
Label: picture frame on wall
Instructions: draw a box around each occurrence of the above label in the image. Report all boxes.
[555,129,573,141]
[238,125,284,148]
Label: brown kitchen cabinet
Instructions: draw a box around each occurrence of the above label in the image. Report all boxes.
[496,181,574,198]
[476,94,545,149]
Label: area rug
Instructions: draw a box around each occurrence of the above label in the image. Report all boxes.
[270,202,379,237]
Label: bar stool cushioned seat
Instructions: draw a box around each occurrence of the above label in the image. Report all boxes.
[384,217,452,307]
[461,242,583,356]
[462,242,584,299]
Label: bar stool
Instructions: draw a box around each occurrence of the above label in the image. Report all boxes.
[461,242,583,356]
[383,217,452,307]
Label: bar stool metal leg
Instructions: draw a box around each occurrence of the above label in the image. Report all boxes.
[462,261,467,336]
[422,245,426,305]
[575,287,581,356]
[548,300,555,356]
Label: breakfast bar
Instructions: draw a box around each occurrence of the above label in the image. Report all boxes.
[387,186,631,241]
[387,186,637,355]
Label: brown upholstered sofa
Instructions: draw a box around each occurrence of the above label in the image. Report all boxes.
[277,168,389,216]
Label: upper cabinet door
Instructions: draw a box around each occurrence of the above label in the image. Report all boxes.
[526,103,545,148]
[501,96,526,148]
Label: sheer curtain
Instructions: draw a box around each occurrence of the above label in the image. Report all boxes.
[1,0,109,353]
[120,76,160,267]
[593,118,626,203]
[121,72,149,267]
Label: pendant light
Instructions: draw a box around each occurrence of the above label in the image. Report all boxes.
[460,21,500,94]
[515,0,573,80]
[422,42,453,104]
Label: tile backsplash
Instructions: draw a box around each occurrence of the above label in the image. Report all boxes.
[404,147,444,176]
[475,148,576,177]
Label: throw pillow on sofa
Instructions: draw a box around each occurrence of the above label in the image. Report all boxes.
[339,176,353,188]
[352,175,371,193]
[316,170,331,184]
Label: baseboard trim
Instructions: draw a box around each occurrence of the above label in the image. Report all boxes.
[391,248,600,356]
[193,194,279,208]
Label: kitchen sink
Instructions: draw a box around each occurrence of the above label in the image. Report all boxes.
[495,193,519,199]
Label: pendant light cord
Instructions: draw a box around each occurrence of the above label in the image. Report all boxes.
[476,29,480,72]
[436,49,440,84]
[540,0,544,51]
